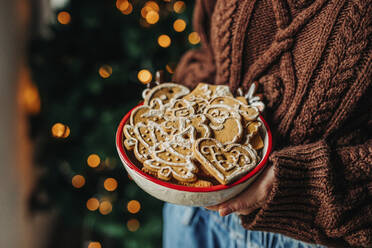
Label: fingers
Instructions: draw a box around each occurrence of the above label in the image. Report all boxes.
[206,165,275,216]
[205,205,219,211]
[217,185,258,216]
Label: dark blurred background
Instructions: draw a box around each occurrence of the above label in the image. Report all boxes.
[0,0,198,247]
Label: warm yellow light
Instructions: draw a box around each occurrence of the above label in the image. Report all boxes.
[57,11,71,25]
[121,2,133,15]
[173,19,186,32]
[99,65,112,78]
[116,0,129,11]
[188,32,201,45]
[88,242,102,248]
[20,70,41,115]
[51,123,70,138]
[104,178,118,191]
[137,69,152,84]
[86,198,100,211]
[146,1,159,12]
[127,200,141,214]
[141,1,159,18]
[99,200,112,215]
[72,175,85,188]
[158,34,171,48]
[165,64,174,74]
[145,10,159,24]
[127,219,140,232]
[173,1,185,13]
[87,154,101,168]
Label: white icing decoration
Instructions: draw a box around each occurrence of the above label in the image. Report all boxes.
[125,82,263,183]
[244,121,262,144]
[244,83,265,112]
[194,138,259,184]
[204,104,243,144]
[144,83,190,106]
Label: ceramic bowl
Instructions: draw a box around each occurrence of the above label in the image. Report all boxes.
[116,104,272,206]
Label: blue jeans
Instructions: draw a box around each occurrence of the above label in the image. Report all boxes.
[163,203,326,248]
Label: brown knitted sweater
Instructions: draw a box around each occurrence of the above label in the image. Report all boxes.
[172,0,372,247]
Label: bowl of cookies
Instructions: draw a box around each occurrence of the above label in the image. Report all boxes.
[116,82,272,206]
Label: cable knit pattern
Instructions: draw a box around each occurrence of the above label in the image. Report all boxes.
[173,0,372,246]
[210,0,238,86]
[291,0,372,144]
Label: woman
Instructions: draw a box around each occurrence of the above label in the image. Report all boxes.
[163,0,372,247]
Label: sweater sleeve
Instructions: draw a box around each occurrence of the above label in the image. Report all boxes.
[172,0,216,89]
[240,138,372,247]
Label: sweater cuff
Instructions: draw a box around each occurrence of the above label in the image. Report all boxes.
[240,140,331,245]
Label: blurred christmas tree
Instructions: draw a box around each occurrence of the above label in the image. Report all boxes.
[28,0,198,247]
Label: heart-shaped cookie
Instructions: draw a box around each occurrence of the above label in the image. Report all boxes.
[193,138,259,184]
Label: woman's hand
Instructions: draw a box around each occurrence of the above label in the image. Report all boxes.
[206,165,275,216]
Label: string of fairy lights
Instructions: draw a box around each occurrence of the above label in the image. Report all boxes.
[45,1,200,247]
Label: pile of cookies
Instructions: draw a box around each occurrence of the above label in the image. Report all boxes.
[123,83,264,186]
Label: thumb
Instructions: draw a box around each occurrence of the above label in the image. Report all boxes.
[217,188,257,216]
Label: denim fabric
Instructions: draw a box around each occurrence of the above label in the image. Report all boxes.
[163,203,326,248]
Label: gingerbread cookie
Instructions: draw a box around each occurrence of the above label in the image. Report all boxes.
[123,82,266,187]
[129,98,166,125]
[209,96,259,124]
[183,83,232,113]
[179,179,213,187]
[245,121,261,142]
[143,144,198,182]
[143,83,190,106]
[123,121,168,162]
[249,133,264,150]
[203,104,243,144]
[193,138,258,185]
[162,114,211,140]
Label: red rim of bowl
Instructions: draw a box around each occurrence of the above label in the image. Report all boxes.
[116,103,272,192]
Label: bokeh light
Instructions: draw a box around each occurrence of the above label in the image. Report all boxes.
[127,200,141,214]
[86,198,100,211]
[145,10,159,24]
[88,242,102,248]
[158,34,171,48]
[98,65,112,78]
[173,1,185,13]
[87,154,101,168]
[137,69,152,84]
[72,175,85,188]
[188,32,201,45]
[104,178,118,191]
[20,79,41,115]
[57,11,71,24]
[127,219,140,232]
[165,64,175,74]
[99,200,112,215]
[116,0,129,11]
[121,2,133,15]
[145,1,159,12]
[141,1,159,18]
[173,19,186,32]
[51,123,70,138]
